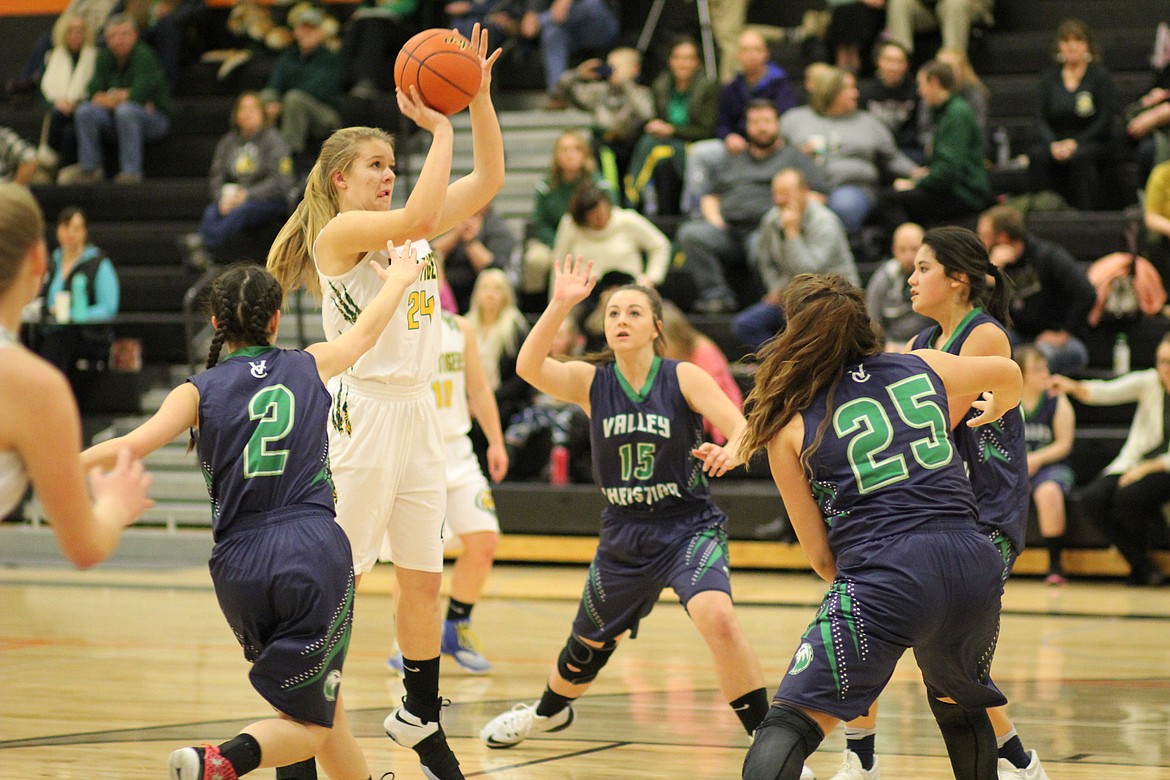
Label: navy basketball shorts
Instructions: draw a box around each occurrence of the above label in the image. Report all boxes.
[1032,463,1075,496]
[774,528,1007,722]
[570,504,732,642]
[209,506,355,727]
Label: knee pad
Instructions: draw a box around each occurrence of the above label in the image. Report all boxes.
[927,693,996,780]
[556,634,616,685]
[742,703,825,780]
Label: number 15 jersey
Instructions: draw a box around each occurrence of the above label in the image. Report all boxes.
[800,353,978,558]
[189,346,335,539]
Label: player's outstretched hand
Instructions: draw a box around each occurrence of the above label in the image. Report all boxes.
[467,23,503,99]
[373,239,423,287]
[967,390,1008,427]
[89,447,154,528]
[396,85,450,133]
[550,254,596,308]
[692,442,741,478]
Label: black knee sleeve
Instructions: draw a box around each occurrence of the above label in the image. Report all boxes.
[275,758,317,780]
[742,703,825,780]
[555,634,616,685]
[927,693,997,780]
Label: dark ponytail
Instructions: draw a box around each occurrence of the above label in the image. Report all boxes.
[921,226,1013,328]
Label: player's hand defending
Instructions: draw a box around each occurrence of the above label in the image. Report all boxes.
[692,442,741,477]
[967,390,1007,427]
[396,85,450,133]
[373,239,424,287]
[467,23,503,101]
[89,447,155,528]
[551,254,596,308]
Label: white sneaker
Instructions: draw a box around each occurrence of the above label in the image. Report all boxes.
[384,705,439,748]
[480,701,575,748]
[801,765,817,779]
[997,749,1050,780]
[829,749,880,779]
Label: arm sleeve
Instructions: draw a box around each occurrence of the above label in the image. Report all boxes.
[1080,370,1156,406]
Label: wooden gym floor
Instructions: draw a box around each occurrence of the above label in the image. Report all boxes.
[1,562,1169,779]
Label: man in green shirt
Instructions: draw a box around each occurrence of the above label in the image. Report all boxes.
[65,13,172,184]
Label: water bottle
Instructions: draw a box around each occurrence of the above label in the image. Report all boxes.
[70,274,87,323]
[549,444,569,486]
[993,126,1010,167]
[1113,333,1131,376]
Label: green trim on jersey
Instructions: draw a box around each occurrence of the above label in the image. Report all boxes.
[222,345,279,361]
[937,307,984,352]
[614,355,663,403]
[328,280,362,325]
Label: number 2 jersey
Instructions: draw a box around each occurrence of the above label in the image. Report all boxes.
[589,357,712,521]
[189,346,335,539]
[911,308,1029,553]
[801,353,979,560]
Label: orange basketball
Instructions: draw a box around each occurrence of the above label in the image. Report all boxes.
[394,29,482,116]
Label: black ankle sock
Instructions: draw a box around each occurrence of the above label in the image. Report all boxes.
[998,733,1030,768]
[1046,537,1065,574]
[535,686,575,718]
[730,688,770,735]
[846,733,877,770]
[402,656,442,722]
[446,598,474,622]
[275,758,317,779]
[218,733,262,777]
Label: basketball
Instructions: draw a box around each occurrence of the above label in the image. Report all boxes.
[394,29,482,116]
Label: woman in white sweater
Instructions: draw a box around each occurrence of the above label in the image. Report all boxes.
[551,182,671,290]
[1051,333,1170,586]
[38,12,97,172]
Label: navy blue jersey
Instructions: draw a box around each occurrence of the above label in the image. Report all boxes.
[800,353,979,560]
[1023,392,1066,463]
[911,309,1029,552]
[589,358,711,520]
[189,346,335,538]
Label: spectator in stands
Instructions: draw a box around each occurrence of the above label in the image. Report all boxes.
[187,91,294,266]
[446,0,523,48]
[978,203,1095,376]
[1145,158,1170,278]
[1051,335,1170,587]
[677,101,827,314]
[884,0,993,57]
[342,0,421,100]
[520,0,619,106]
[1124,23,1170,183]
[919,46,989,149]
[780,65,917,233]
[60,14,172,185]
[824,0,885,76]
[115,0,205,88]
[1027,18,1119,211]
[865,221,931,348]
[554,47,655,199]
[551,183,671,290]
[36,207,120,374]
[260,6,343,167]
[6,0,115,103]
[431,202,517,313]
[520,128,611,304]
[682,29,798,214]
[732,168,857,350]
[0,128,39,186]
[860,40,922,162]
[880,59,988,230]
[1016,345,1076,585]
[38,12,98,177]
[661,300,742,445]
[625,36,718,216]
[466,268,533,430]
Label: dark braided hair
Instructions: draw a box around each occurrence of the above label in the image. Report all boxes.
[205,263,284,369]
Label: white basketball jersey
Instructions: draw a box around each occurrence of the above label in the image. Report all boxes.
[316,237,441,385]
[434,311,471,440]
[0,332,30,517]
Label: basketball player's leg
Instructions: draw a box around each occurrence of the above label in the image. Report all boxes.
[743,704,835,780]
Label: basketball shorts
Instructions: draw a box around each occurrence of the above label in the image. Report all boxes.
[328,375,446,574]
[441,433,499,547]
[571,504,732,642]
[1032,463,1075,495]
[774,527,1006,722]
[209,506,354,727]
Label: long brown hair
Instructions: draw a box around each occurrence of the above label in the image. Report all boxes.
[739,273,883,468]
[266,126,395,297]
[0,183,44,295]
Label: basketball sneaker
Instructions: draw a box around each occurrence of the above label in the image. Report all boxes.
[167,744,238,780]
[997,749,1051,780]
[387,641,405,676]
[384,702,463,780]
[829,748,880,779]
[441,619,492,673]
[801,765,817,779]
[480,702,575,748]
